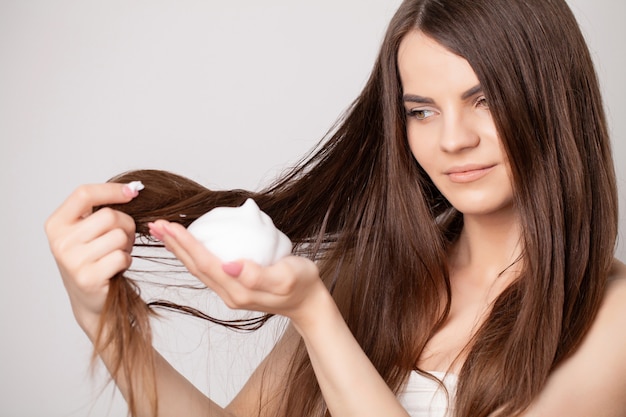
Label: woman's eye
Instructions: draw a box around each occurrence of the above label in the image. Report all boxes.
[475,96,489,109]
[407,108,436,120]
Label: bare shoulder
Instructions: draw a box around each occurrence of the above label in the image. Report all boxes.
[608,257,626,289]
[596,258,626,324]
[599,257,626,330]
[524,258,626,416]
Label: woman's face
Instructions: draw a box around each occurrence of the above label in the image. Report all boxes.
[398,31,514,217]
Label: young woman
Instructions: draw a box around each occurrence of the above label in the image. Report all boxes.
[45,0,626,416]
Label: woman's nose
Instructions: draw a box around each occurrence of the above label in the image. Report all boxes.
[439,114,480,153]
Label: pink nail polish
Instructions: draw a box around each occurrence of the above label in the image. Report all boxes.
[222,262,243,277]
[122,186,138,198]
[123,181,144,198]
[148,223,164,241]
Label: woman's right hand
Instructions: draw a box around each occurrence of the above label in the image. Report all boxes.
[45,183,140,339]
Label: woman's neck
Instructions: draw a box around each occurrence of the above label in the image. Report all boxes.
[417,206,523,374]
[450,205,522,283]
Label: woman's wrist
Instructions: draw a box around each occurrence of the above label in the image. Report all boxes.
[288,280,340,339]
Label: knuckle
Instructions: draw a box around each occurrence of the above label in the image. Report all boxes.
[49,235,71,258]
[241,273,261,291]
[123,213,137,233]
[230,292,251,308]
[307,260,320,277]
[73,269,97,291]
[76,252,129,289]
[97,207,117,227]
[111,227,131,247]
[48,238,62,256]
[74,184,92,203]
[43,216,55,237]
[281,276,297,294]
[45,213,70,243]
[113,249,133,270]
[111,246,130,262]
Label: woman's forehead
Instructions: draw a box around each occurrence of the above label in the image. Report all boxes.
[397,31,479,98]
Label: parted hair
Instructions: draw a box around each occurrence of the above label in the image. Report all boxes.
[95,0,617,416]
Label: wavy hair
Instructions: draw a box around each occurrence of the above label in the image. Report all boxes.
[94,0,617,416]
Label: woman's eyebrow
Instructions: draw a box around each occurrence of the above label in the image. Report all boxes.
[402,84,483,104]
[461,84,483,100]
[403,94,434,104]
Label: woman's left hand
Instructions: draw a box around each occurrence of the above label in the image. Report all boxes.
[148,220,326,326]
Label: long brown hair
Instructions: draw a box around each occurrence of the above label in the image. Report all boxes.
[404,0,617,415]
[94,0,617,416]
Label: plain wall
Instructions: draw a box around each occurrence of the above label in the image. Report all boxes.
[0,1,624,415]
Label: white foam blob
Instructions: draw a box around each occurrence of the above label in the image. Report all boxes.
[187,198,292,266]
[126,181,145,192]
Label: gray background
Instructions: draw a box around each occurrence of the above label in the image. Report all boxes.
[1,1,624,415]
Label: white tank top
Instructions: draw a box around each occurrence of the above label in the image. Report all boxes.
[397,371,457,417]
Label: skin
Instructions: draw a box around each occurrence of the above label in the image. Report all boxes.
[45,31,626,417]
[399,32,626,416]
[399,30,522,374]
[46,185,411,417]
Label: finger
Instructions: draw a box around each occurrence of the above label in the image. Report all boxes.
[72,208,136,246]
[50,208,135,261]
[160,221,314,296]
[77,249,132,292]
[216,258,312,311]
[217,264,297,313]
[92,249,133,281]
[152,220,203,275]
[245,256,313,291]
[47,183,139,229]
[83,228,134,265]
[154,220,241,293]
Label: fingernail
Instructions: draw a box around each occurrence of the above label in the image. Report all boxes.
[123,181,144,198]
[222,261,243,277]
[148,222,164,241]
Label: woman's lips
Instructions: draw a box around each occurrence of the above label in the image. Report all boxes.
[445,165,496,183]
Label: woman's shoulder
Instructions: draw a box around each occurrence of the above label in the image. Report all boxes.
[593,257,626,348]
[559,256,626,375]
[608,257,626,288]
[603,258,626,321]
[594,256,626,341]
[523,258,626,416]
[569,256,626,375]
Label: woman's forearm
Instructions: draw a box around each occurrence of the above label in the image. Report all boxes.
[292,288,410,417]
[90,326,233,417]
